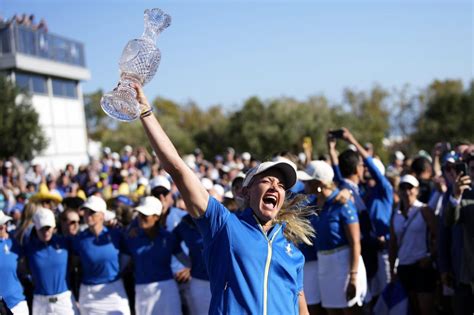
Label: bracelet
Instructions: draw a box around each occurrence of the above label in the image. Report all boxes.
[140,109,153,119]
[349,271,358,274]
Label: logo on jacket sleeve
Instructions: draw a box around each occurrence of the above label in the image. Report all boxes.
[285,243,293,256]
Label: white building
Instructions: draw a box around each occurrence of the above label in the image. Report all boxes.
[0,22,91,170]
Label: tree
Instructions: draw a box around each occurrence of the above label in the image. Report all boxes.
[411,79,474,149]
[84,89,109,140]
[0,76,47,160]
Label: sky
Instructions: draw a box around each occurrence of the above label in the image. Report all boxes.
[1,0,472,109]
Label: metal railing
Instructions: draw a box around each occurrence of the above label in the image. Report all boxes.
[0,22,86,67]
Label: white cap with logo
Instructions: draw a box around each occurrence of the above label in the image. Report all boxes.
[243,159,297,190]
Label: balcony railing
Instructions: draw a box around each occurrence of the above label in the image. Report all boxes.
[0,22,86,67]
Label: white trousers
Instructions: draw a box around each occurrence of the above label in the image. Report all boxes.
[188,278,211,315]
[318,247,368,308]
[10,300,29,315]
[79,279,130,315]
[33,290,79,315]
[303,260,321,305]
[135,279,182,315]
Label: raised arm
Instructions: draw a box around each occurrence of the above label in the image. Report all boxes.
[135,84,209,218]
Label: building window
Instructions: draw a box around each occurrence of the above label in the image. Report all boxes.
[15,72,47,94]
[52,78,77,98]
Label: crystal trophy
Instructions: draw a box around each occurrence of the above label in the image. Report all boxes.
[100,8,171,121]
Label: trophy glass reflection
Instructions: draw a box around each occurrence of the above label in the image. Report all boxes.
[101,8,171,121]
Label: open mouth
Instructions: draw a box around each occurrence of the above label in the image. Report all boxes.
[262,195,278,209]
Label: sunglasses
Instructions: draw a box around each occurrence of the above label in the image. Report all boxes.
[68,220,79,226]
[399,183,415,191]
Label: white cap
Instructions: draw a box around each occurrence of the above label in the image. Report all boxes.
[111,152,120,160]
[243,160,297,190]
[4,161,12,168]
[213,184,225,197]
[201,178,213,191]
[33,207,56,230]
[81,195,107,213]
[124,145,132,153]
[137,177,149,187]
[135,196,162,216]
[395,151,405,161]
[297,160,334,185]
[241,152,251,161]
[224,190,234,199]
[103,147,111,155]
[0,210,12,225]
[104,210,116,222]
[372,158,385,176]
[399,174,419,188]
[150,175,171,191]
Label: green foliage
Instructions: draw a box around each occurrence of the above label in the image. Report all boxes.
[0,76,47,160]
[84,89,108,140]
[412,79,474,150]
[82,79,471,162]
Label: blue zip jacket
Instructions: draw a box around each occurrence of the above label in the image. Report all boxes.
[195,196,305,315]
[362,157,393,240]
[173,214,209,280]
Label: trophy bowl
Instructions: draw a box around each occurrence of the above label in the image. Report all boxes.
[101,8,171,122]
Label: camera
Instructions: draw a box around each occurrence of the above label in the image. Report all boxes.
[455,162,468,176]
[328,129,344,139]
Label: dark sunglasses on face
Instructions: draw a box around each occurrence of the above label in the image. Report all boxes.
[399,183,414,191]
[68,220,79,225]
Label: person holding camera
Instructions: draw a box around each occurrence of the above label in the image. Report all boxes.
[444,152,474,314]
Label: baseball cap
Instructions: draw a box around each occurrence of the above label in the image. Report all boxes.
[201,178,213,191]
[135,196,163,216]
[149,175,171,191]
[399,174,419,188]
[81,195,107,213]
[297,160,334,185]
[0,210,12,225]
[33,207,56,230]
[243,160,297,190]
[394,151,405,161]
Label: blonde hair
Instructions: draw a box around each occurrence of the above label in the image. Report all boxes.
[274,194,316,246]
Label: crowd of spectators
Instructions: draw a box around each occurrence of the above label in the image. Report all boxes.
[0,14,48,32]
[0,130,473,315]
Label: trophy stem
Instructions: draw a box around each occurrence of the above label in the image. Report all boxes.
[100,74,142,121]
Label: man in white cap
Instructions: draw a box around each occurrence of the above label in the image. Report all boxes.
[72,195,130,315]
[25,207,78,315]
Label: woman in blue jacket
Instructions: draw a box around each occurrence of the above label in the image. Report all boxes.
[0,210,28,315]
[299,160,367,313]
[25,207,78,315]
[173,214,210,315]
[72,195,130,315]
[135,84,314,315]
[125,196,182,315]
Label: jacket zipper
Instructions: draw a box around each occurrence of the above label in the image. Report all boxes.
[253,215,282,315]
